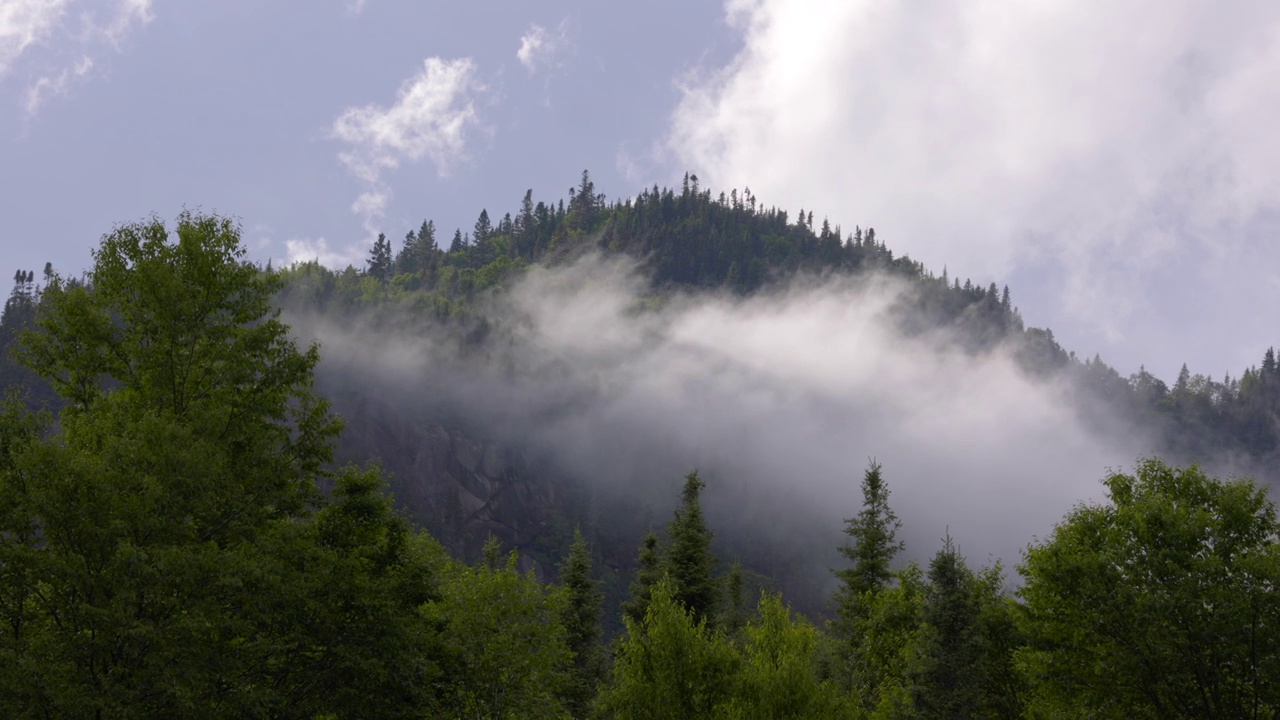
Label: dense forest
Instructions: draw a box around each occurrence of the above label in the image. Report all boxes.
[1,176,1279,717]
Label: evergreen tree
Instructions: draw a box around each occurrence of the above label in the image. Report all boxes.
[398,228,420,274]
[664,471,718,625]
[367,232,392,280]
[473,209,492,245]
[449,228,465,254]
[516,189,536,248]
[724,561,747,635]
[418,219,436,252]
[622,532,662,626]
[912,535,985,719]
[833,460,904,634]
[557,528,604,718]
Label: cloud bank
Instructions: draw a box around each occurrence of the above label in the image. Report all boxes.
[332,57,483,234]
[667,0,1280,378]
[294,256,1146,595]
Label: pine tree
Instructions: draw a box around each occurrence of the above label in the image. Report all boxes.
[448,228,465,254]
[833,461,903,634]
[558,528,605,718]
[664,471,718,625]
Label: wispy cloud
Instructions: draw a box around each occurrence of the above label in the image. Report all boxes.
[332,57,483,234]
[24,52,89,113]
[0,0,69,75]
[2,0,153,115]
[516,20,568,75]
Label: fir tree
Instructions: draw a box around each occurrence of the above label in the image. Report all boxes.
[473,209,492,245]
[622,532,662,626]
[558,528,604,718]
[664,471,718,625]
[912,534,985,719]
[833,460,903,634]
[367,232,392,281]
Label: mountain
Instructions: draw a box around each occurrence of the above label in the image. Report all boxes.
[2,172,1277,620]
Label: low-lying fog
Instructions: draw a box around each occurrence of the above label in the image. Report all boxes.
[289,255,1151,587]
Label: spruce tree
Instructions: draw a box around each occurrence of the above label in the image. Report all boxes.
[622,532,662,626]
[665,471,718,625]
[723,561,746,635]
[473,209,492,246]
[397,229,419,274]
[833,461,903,634]
[912,535,986,719]
[558,528,604,718]
[367,232,392,281]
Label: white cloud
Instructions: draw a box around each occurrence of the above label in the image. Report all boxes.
[2,0,153,114]
[284,236,364,269]
[332,57,482,233]
[668,0,1280,377]
[0,0,70,75]
[516,21,568,75]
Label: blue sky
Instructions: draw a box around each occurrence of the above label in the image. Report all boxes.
[2,0,1278,382]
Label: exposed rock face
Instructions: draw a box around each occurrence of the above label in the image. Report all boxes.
[327,388,575,575]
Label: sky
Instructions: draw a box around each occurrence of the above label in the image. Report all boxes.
[2,0,1279,382]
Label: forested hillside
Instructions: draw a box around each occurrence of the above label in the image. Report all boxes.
[272,171,1280,474]
[1,180,1279,717]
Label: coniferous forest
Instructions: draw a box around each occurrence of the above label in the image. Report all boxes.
[2,175,1279,717]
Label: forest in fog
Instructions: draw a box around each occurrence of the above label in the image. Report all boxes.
[1,175,1278,717]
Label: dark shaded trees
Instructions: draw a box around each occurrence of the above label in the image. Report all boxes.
[665,470,719,625]
[622,531,662,626]
[0,212,443,716]
[911,536,985,719]
[558,528,605,718]
[368,231,393,280]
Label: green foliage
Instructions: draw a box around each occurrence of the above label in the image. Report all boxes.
[1017,459,1280,719]
[846,563,927,718]
[425,549,573,719]
[720,593,854,720]
[0,212,451,716]
[598,578,741,719]
[558,528,606,718]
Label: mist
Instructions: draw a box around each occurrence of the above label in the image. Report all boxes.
[287,254,1151,595]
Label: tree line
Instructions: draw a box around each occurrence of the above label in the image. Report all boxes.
[1,212,1278,717]
[260,170,1280,475]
